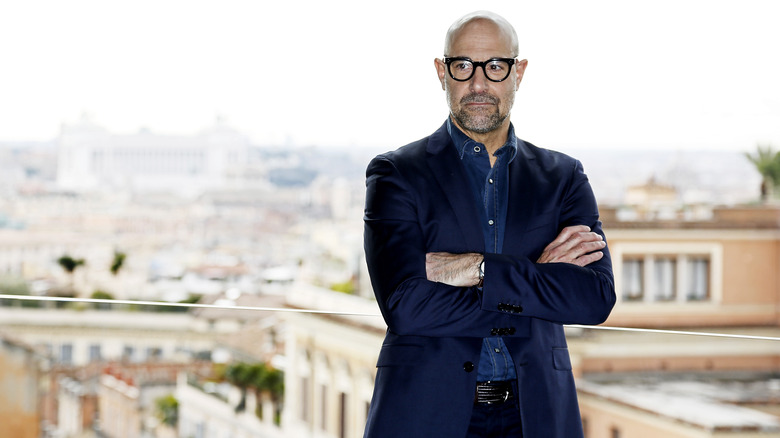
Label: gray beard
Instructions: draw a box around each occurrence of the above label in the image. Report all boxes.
[448,92,512,134]
[451,109,507,134]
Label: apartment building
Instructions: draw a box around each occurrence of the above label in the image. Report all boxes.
[282,203,780,438]
[283,284,383,438]
[0,334,46,438]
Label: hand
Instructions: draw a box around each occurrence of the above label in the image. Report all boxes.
[426,252,483,287]
[537,225,606,267]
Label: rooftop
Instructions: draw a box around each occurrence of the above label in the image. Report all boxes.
[579,371,780,432]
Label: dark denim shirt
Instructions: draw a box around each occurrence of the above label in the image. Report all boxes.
[447,118,518,382]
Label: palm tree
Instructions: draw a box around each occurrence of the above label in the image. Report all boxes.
[57,254,86,292]
[745,144,780,202]
[223,362,284,419]
[257,365,284,424]
[224,362,262,413]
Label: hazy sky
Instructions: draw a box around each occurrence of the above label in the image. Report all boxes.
[1,0,779,152]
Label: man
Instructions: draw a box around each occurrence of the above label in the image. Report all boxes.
[363,11,615,438]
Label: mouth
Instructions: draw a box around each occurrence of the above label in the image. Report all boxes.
[461,95,498,108]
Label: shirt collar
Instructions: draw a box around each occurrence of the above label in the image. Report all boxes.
[446,117,518,163]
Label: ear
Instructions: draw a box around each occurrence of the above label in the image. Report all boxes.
[434,58,447,90]
[514,59,528,90]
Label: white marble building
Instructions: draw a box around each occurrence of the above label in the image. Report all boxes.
[56,117,250,195]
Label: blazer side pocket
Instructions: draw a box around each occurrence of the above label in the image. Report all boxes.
[552,347,572,371]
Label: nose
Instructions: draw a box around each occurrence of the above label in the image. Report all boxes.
[468,65,490,92]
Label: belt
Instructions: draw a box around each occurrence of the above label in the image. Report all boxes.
[474,380,515,405]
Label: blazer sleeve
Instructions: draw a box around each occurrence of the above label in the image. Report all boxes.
[481,159,616,325]
[364,154,518,338]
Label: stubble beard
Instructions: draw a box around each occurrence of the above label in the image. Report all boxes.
[449,92,513,134]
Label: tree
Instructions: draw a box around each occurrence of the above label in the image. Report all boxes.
[224,362,261,412]
[258,365,284,425]
[222,362,284,419]
[110,251,126,276]
[57,254,85,274]
[90,290,115,310]
[154,394,179,427]
[57,254,86,291]
[744,144,780,202]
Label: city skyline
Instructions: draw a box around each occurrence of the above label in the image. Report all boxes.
[1,0,779,152]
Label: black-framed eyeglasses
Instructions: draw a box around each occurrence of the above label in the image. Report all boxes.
[443,57,516,82]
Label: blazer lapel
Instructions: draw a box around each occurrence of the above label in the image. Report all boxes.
[425,122,485,252]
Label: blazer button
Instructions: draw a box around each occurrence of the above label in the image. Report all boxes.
[514,305,523,313]
[508,327,516,335]
[463,362,475,372]
[490,328,498,336]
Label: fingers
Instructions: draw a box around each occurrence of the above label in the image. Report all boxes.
[537,226,606,265]
[547,225,591,248]
[570,247,604,267]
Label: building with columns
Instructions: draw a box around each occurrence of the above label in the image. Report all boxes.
[283,284,382,438]
[56,116,251,195]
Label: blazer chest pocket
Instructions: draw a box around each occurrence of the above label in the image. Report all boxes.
[376,344,424,367]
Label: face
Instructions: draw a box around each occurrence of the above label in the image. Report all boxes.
[435,19,527,136]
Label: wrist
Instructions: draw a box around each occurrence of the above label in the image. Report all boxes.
[477,255,485,287]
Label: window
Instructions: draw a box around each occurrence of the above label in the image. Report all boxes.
[301,376,311,423]
[653,256,676,301]
[320,384,328,431]
[195,422,205,438]
[339,392,349,438]
[89,344,102,362]
[620,253,712,303]
[687,257,709,300]
[146,347,162,361]
[60,344,73,365]
[122,345,135,362]
[621,258,643,301]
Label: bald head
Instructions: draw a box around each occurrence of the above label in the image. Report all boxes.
[443,11,518,57]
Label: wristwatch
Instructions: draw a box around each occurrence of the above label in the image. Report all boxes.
[478,258,485,287]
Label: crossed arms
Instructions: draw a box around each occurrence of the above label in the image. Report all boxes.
[364,153,616,337]
[426,225,607,287]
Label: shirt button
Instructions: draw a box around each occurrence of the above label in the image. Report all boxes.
[488,178,494,184]
[488,220,494,226]
[494,348,501,353]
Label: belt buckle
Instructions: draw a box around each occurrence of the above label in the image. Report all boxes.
[475,380,513,405]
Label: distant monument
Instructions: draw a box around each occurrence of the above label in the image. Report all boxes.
[56,114,250,196]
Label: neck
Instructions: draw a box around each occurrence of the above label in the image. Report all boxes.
[450,117,511,166]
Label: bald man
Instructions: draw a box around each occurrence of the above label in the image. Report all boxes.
[363,11,615,438]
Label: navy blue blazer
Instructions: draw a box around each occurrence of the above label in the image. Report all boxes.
[363,122,615,438]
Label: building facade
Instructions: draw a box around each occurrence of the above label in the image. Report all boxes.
[283,284,382,438]
[56,117,250,195]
